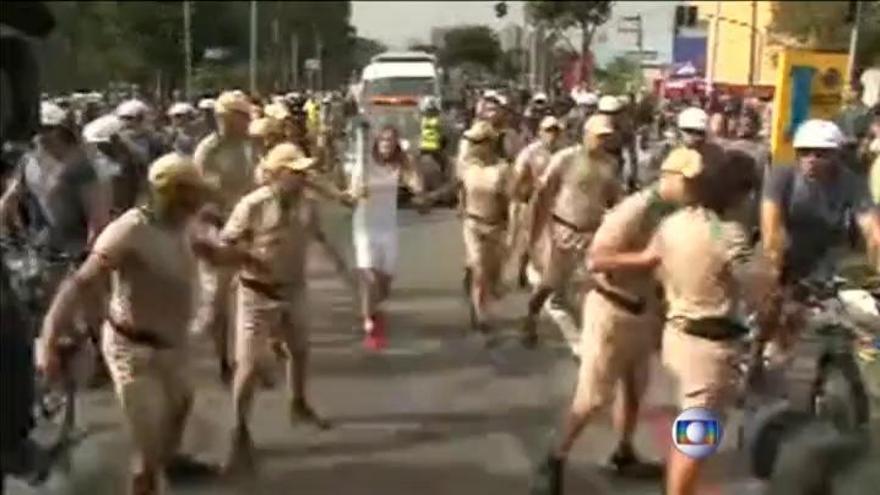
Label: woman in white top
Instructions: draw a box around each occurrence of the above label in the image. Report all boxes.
[349,124,428,350]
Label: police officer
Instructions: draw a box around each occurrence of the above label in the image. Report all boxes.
[164,102,199,156]
[221,144,331,473]
[521,114,622,349]
[529,143,728,495]
[38,154,257,495]
[192,90,256,384]
[598,95,639,191]
[419,96,447,176]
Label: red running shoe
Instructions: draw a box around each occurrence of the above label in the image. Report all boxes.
[362,313,387,351]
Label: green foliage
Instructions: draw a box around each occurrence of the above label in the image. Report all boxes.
[770,1,880,67]
[525,1,613,31]
[43,1,357,94]
[439,25,502,70]
[353,37,388,70]
[595,55,642,94]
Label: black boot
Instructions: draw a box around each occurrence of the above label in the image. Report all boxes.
[607,443,663,478]
[530,454,564,495]
[520,315,539,349]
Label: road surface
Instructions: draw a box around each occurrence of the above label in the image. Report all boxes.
[8,207,763,495]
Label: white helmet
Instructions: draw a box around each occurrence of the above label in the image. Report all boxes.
[792,119,843,149]
[677,107,708,132]
[116,99,149,118]
[598,95,622,113]
[531,92,548,104]
[576,92,598,106]
[40,101,68,127]
[420,96,440,112]
[83,114,124,143]
[197,98,216,110]
[167,102,196,117]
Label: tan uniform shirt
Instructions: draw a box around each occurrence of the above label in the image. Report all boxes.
[222,186,309,288]
[654,206,753,321]
[92,208,198,347]
[591,188,673,307]
[541,145,621,231]
[194,132,255,214]
[513,140,555,200]
[458,157,513,222]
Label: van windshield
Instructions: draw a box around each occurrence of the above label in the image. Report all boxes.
[364,77,436,97]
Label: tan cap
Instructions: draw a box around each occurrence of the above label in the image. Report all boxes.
[215,90,253,115]
[263,102,291,121]
[248,117,284,138]
[583,114,615,136]
[463,120,498,142]
[661,143,725,180]
[148,153,211,191]
[539,115,563,131]
[261,143,316,173]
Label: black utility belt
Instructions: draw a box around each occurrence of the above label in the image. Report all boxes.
[240,277,289,301]
[551,214,591,233]
[675,317,749,341]
[594,284,645,315]
[465,213,506,226]
[107,317,171,349]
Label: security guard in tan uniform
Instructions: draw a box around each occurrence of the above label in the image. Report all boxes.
[521,114,623,348]
[428,120,514,342]
[220,144,332,473]
[38,154,263,495]
[192,90,256,384]
[530,144,726,495]
[575,148,771,495]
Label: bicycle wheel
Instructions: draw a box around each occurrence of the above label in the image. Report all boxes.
[812,352,870,432]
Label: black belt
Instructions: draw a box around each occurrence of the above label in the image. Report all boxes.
[677,317,749,341]
[466,213,506,226]
[108,317,171,349]
[240,277,287,301]
[552,214,591,233]
[593,283,645,315]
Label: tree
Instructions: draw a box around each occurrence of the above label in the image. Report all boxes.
[352,37,387,69]
[439,25,501,70]
[594,55,642,94]
[770,1,880,68]
[525,1,613,82]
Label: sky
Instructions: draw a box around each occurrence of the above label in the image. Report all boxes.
[351,1,678,66]
[351,1,527,49]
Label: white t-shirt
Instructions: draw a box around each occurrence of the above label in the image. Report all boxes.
[861,67,880,108]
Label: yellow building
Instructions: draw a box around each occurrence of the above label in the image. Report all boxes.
[691,1,783,92]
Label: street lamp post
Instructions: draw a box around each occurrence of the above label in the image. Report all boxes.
[249,0,258,94]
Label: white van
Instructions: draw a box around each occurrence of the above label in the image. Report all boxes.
[360,51,441,108]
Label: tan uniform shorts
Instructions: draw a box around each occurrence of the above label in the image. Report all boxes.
[571,291,661,415]
[661,320,742,416]
[235,282,309,371]
[462,218,507,280]
[101,326,192,467]
[541,221,591,291]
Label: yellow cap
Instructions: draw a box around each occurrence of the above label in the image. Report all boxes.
[260,143,316,173]
[583,114,615,137]
[263,102,291,121]
[248,117,284,138]
[463,120,498,142]
[148,153,211,191]
[215,90,253,115]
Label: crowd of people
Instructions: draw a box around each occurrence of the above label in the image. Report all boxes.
[1,77,879,495]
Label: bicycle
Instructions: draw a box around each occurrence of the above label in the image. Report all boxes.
[739,275,876,480]
[0,237,92,484]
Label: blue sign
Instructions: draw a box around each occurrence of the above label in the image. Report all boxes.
[673,36,707,75]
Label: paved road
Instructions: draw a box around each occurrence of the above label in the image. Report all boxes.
[8,207,764,495]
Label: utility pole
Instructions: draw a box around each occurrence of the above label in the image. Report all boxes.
[291,32,299,90]
[707,0,722,94]
[183,0,192,100]
[845,0,863,90]
[249,0,258,94]
[748,1,757,88]
[315,27,323,91]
